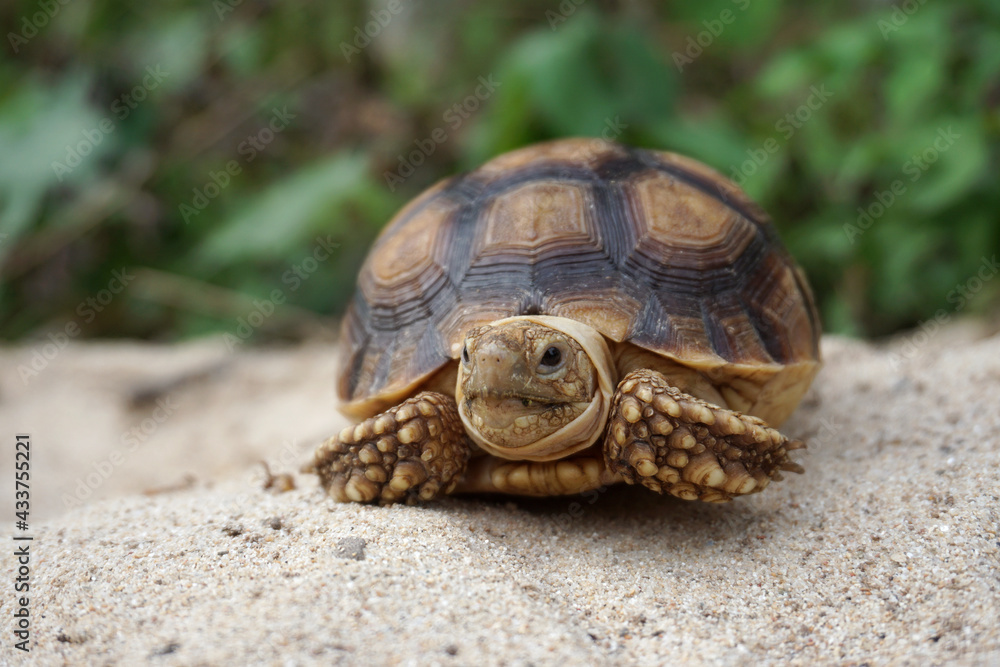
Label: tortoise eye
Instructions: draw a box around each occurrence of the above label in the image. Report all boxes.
[539,346,562,368]
[461,344,470,364]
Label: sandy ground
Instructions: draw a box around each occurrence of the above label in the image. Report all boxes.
[1,321,999,665]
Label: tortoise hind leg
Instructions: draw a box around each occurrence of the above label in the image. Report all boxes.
[306,392,471,504]
[604,369,805,503]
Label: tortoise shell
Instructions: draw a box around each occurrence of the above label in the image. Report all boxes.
[339,138,820,420]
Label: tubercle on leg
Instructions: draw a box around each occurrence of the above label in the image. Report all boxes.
[604,369,805,503]
[307,392,471,505]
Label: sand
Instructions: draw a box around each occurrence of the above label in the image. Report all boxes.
[1,321,999,665]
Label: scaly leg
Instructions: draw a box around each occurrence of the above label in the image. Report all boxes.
[307,392,471,504]
[604,369,804,503]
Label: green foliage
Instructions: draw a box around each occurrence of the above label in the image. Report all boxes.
[0,0,997,341]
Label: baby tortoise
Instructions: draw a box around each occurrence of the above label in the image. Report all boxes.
[306,138,821,504]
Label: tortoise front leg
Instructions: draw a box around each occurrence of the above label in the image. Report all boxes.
[603,369,804,502]
[307,392,471,504]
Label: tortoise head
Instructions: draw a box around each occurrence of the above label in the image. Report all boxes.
[456,315,615,461]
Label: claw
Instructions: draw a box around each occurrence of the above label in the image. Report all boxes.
[389,461,429,491]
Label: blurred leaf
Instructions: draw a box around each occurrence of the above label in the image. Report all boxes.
[908,120,988,211]
[220,24,266,75]
[512,15,618,135]
[124,11,209,92]
[885,43,945,128]
[651,113,747,173]
[194,152,378,265]
[0,74,108,248]
[756,52,816,98]
[500,12,676,137]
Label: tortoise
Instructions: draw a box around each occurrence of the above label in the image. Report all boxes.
[307,138,821,504]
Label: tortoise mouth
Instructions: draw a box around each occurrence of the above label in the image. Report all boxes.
[464,390,567,407]
[462,394,581,433]
[458,392,605,462]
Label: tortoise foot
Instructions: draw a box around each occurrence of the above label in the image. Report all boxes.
[307,392,471,504]
[604,369,805,502]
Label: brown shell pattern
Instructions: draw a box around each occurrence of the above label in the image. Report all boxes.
[339,138,821,409]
